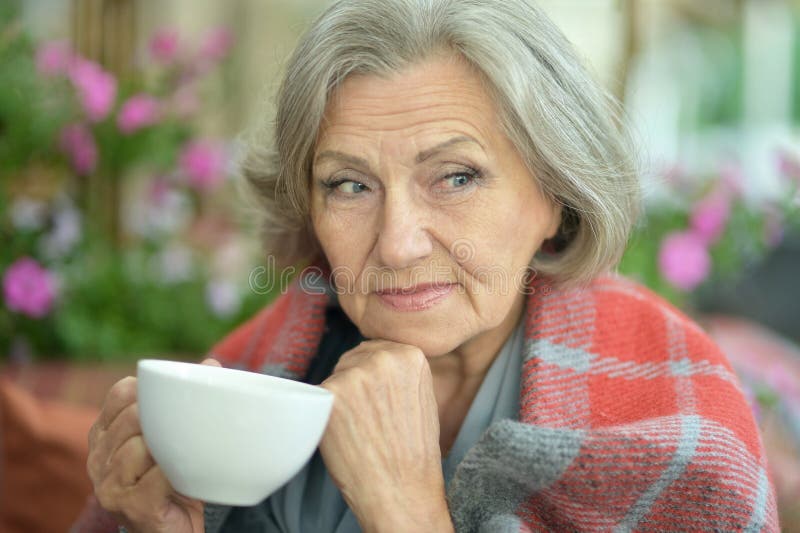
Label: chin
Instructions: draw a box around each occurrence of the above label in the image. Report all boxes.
[342,293,476,355]
[360,321,466,357]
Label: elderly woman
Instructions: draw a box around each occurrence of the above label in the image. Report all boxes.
[77,0,779,531]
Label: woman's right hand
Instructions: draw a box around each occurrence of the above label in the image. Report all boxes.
[87,358,221,533]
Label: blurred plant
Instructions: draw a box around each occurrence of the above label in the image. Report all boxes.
[0,4,269,362]
[2,257,58,319]
[619,155,800,308]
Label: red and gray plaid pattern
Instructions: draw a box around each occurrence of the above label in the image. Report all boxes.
[73,268,779,532]
[497,275,779,532]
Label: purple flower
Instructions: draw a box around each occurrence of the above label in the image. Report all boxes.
[117,94,161,134]
[40,204,82,259]
[35,41,73,77]
[69,59,117,122]
[149,29,179,64]
[179,139,227,191]
[152,244,193,284]
[199,27,233,63]
[2,257,58,318]
[125,182,190,238]
[765,364,800,405]
[205,279,241,318]
[59,123,97,175]
[658,231,711,291]
[689,190,731,245]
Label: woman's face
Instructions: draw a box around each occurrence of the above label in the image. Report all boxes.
[310,53,561,358]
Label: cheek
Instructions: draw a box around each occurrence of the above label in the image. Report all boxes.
[312,208,372,269]
[456,202,530,266]
[459,199,549,294]
[498,191,553,257]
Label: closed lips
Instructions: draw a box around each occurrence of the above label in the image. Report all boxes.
[375,282,455,294]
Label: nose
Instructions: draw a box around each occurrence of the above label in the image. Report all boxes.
[375,190,433,270]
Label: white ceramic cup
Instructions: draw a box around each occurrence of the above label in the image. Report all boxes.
[137,359,334,506]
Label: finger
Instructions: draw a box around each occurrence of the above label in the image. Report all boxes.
[98,402,143,468]
[98,376,138,430]
[353,338,420,351]
[109,434,156,487]
[117,464,175,530]
[200,357,222,367]
[135,462,176,508]
[331,350,370,373]
[88,416,102,448]
[89,398,141,486]
[332,341,392,373]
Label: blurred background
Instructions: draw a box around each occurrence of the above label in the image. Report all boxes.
[1,0,799,531]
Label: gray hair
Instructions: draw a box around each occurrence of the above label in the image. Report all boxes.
[242,0,640,287]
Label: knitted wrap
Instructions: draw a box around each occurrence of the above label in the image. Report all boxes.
[72,269,779,532]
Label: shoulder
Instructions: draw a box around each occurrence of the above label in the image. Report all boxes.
[526,274,752,436]
[208,276,330,373]
[585,274,727,366]
[535,273,729,370]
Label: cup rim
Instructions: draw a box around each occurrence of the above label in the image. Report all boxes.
[137,358,333,400]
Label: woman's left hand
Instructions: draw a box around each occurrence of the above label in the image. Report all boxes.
[319,339,454,533]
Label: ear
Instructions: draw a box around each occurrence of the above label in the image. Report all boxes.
[545,201,563,240]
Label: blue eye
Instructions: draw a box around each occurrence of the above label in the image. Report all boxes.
[322,178,369,196]
[444,173,472,188]
[440,167,482,190]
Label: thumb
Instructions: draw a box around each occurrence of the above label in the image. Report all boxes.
[200,357,222,367]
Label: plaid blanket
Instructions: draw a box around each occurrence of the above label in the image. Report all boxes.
[73,268,779,532]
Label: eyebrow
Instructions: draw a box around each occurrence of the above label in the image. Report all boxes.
[313,135,484,172]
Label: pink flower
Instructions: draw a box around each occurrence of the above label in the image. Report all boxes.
[777,149,800,185]
[765,364,800,409]
[689,190,731,245]
[35,41,73,77]
[2,257,58,318]
[117,94,161,134]
[59,123,97,175]
[658,231,711,291]
[149,29,179,64]
[179,140,227,191]
[69,59,117,122]
[199,27,233,63]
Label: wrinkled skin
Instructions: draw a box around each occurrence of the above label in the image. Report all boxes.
[311,51,561,530]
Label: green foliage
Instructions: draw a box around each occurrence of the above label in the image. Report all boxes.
[618,175,799,309]
[0,11,270,362]
[0,23,70,171]
[49,247,273,362]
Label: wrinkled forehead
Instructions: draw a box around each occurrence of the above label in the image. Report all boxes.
[314,54,502,157]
